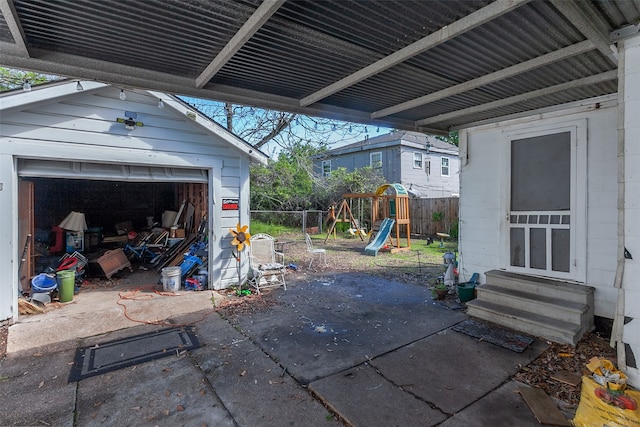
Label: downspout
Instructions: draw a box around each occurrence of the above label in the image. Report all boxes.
[609,40,625,367]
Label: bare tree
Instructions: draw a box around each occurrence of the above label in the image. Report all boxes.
[181,98,376,156]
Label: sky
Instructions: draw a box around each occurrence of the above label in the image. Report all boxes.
[178,96,393,156]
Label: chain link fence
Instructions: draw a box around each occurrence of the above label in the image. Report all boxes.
[250,210,325,234]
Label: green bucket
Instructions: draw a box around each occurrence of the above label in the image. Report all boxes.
[56,270,75,303]
[457,283,476,302]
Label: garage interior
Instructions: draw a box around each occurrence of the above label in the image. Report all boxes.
[19,173,209,300]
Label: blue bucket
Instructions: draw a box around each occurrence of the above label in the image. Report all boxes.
[31,273,58,293]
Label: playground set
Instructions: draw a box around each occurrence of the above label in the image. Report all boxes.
[325,183,411,256]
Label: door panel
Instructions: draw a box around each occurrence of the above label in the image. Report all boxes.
[508,131,574,278]
[18,180,34,294]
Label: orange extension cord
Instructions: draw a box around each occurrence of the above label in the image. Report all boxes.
[116,284,218,327]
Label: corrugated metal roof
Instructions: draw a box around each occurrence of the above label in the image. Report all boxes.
[1,0,638,135]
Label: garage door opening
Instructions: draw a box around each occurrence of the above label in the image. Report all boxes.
[19,174,209,302]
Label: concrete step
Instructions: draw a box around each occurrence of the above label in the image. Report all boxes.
[484,270,594,305]
[477,284,589,325]
[465,299,585,345]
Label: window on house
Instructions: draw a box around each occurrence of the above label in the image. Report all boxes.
[441,157,449,176]
[426,159,431,175]
[371,152,382,169]
[322,160,331,177]
[413,152,423,169]
[370,151,382,169]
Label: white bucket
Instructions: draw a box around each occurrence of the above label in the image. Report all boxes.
[161,266,181,292]
[161,210,178,228]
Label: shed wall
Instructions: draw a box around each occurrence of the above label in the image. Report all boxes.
[0,86,250,321]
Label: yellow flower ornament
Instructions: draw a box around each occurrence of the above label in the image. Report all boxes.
[230,223,251,252]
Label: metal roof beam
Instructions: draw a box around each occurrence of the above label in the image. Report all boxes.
[195,0,285,88]
[550,0,618,65]
[299,0,529,107]
[0,0,29,57]
[0,48,421,131]
[372,40,595,119]
[417,70,617,126]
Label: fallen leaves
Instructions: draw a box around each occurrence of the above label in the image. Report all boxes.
[513,333,616,406]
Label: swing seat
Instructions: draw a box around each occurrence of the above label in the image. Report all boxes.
[347,219,367,237]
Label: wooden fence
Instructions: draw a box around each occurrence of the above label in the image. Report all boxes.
[409,197,459,237]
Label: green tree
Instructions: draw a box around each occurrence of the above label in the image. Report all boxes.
[436,130,459,147]
[318,166,386,206]
[250,141,320,211]
[0,67,59,91]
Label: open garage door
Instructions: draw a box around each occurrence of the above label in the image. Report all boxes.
[18,159,208,183]
[17,159,209,293]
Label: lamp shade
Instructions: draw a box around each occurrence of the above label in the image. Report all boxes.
[58,211,88,232]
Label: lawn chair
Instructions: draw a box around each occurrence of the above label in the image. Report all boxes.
[305,233,327,268]
[248,233,286,294]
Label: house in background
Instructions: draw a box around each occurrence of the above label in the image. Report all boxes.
[312,131,459,198]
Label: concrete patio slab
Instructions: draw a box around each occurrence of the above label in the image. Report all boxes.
[191,311,338,426]
[309,362,448,426]
[440,381,547,427]
[369,328,547,414]
[233,273,468,384]
[1,270,561,427]
[76,355,234,426]
[0,347,76,426]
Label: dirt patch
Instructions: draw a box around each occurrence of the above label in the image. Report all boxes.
[216,290,282,326]
[0,323,7,360]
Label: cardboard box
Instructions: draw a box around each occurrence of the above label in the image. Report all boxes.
[175,228,185,238]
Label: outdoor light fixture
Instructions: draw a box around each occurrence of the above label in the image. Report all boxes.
[157,99,164,109]
[22,81,31,92]
[119,89,127,101]
[116,111,144,130]
[76,81,84,91]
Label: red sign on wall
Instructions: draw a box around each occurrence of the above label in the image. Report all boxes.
[222,198,239,210]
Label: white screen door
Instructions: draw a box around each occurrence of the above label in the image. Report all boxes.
[507,126,584,281]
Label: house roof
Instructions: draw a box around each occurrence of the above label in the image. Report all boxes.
[1,1,638,135]
[314,131,458,158]
[0,80,269,164]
